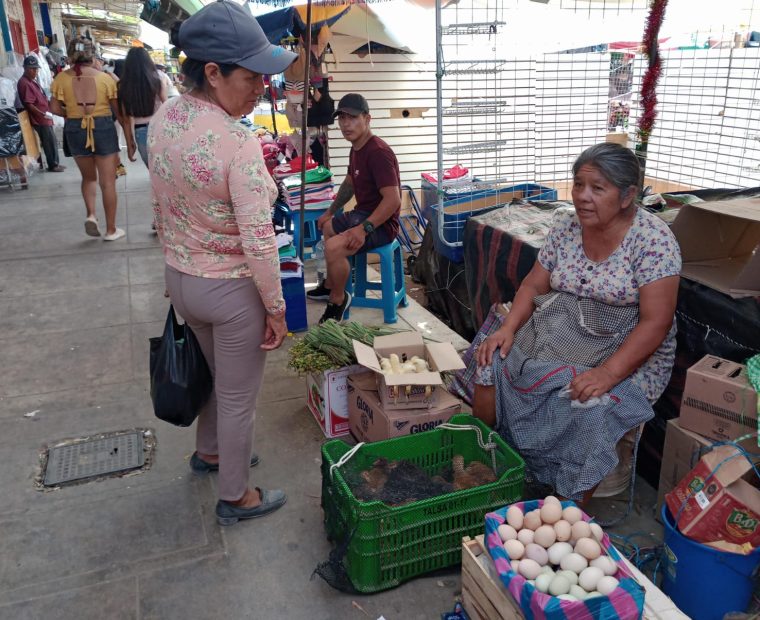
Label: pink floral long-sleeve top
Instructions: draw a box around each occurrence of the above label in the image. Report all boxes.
[148,94,285,315]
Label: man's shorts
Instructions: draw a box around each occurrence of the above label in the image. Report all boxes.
[331,210,395,254]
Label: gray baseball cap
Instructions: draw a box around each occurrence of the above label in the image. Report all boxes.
[178,0,298,75]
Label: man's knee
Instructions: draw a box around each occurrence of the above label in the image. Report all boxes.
[324,234,351,260]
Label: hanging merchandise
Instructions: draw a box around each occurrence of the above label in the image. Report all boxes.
[307,78,335,128]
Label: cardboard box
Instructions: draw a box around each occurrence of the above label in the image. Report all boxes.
[679,355,758,447]
[665,445,760,547]
[347,372,462,442]
[352,332,465,410]
[656,418,713,521]
[670,198,760,296]
[306,365,362,438]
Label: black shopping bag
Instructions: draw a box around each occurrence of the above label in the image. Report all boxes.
[149,305,212,427]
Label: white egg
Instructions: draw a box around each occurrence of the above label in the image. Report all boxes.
[540,502,563,525]
[596,576,620,595]
[524,509,542,531]
[510,560,521,573]
[506,506,524,530]
[571,520,592,541]
[554,519,572,542]
[590,522,605,542]
[541,565,555,575]
[498,524,518,542]
[586,591,602,599]
[562,505,583,525]
[535,572,553,593]
[570,584,588,600]
[578,566,604,592]
[575,537,602,561]
[560,552,588,574]
[590,556,618,577]
[544,495,561,505]
[534,525,557,548]
[504,539,525,560]
[557,594,578,601]
[557,569,579,586]
[547,541,574,565]
[517,528,535,546]
[519,558,543,580]
[524,543,549,566]
[548,574,571,596]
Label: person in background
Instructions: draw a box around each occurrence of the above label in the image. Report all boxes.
[17,55,65,173]
[151,0,298,525]
[49,36,125,241]
[309,93,401,324]
[155,64,180,98]
[118,47,167,167]
[94,54,127,178]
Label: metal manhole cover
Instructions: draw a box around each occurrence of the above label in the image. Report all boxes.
[44,432,145,486]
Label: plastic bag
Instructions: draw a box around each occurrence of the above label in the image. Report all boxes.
[149,306,213,427]
[0,107,23,157]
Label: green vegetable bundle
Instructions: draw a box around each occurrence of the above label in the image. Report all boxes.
[286,320,404,374]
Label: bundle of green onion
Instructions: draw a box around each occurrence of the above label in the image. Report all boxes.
[286,320,404,374]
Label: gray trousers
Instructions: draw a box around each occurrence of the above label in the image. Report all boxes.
[33,124,59,170]
[165,266,268,501]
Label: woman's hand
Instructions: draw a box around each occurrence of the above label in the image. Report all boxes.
[261,313,288,351]
[127,140,137,162]
[476,327,515,367]
[569,366,620,402]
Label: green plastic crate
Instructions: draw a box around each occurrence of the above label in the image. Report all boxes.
[320,414,525,593]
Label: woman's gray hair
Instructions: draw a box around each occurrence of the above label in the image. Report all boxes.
[572,143,642,203]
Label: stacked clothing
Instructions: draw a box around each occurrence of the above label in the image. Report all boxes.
[279,165,334,211]
[276,232,303,279]
[272,153,318,181]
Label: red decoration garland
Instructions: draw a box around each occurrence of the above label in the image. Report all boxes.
[638,0,668,142]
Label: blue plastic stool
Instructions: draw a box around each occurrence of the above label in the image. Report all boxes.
[291,208,327,258]
[345,239,408,324]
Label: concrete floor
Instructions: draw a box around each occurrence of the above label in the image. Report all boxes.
[0,155,663,620]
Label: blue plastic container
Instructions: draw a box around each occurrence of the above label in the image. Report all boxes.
[424,181,558,263]
[661,505,760,619]
[282,275,307,332]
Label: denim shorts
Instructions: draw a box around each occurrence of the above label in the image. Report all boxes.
[134,124,149,167]
[331,210,395,253]
[64,116,119,157]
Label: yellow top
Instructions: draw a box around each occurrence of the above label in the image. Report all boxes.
[51,69,117,119]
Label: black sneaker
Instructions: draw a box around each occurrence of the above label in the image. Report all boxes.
[307,283,331,301]
[318,292,352,324]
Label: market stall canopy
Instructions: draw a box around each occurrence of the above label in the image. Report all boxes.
[251,1,429,52]
[140,0,205,32]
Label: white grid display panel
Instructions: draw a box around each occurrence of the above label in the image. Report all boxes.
[535,52,611,184]
[630,47,760,189]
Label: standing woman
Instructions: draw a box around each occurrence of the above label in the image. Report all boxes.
[49,37,125,241]
[118,47,167,167]
[150,0,298,525]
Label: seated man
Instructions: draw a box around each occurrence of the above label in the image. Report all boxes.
[308,93,401,324]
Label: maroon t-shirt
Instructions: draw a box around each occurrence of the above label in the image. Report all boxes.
[17,76,52,126]
[348,135,400,236]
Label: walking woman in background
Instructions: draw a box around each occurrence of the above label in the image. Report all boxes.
[150,0,297,525]
[118,47,168,167]
[49,36,125,241]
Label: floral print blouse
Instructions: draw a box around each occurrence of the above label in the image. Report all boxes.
[537,207,682,401]
[148,95,285,316]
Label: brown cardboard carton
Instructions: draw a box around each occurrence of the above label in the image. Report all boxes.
[347,372,462,442]
[670,198,760,297]
[679,355,758,446]
[352,333,465,410]
[656,418,713,521]
[665,445,760,547]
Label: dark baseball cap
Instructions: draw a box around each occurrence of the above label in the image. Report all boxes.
[178,0,298,75]
[333,93,370,119]
[23,55,40,68]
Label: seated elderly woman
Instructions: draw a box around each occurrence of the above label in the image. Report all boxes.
[473,142,681,503]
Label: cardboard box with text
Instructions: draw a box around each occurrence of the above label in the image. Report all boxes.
[306,365,362,438]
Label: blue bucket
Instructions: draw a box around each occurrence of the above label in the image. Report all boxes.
[661,505,760,619]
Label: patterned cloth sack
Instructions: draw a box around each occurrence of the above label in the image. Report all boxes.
[485,499,645,619]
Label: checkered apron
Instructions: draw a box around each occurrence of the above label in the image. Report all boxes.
[493,291,654,499]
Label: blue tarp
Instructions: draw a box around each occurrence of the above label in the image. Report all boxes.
[253,5,350,44]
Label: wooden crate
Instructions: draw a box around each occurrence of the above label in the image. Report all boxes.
[461,536,689,620]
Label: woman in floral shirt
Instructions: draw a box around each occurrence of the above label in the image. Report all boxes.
[149,1,297,525]
[474,142,681,503]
